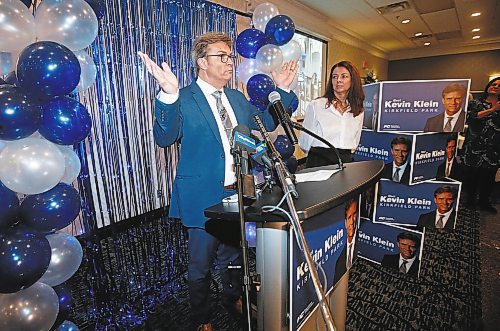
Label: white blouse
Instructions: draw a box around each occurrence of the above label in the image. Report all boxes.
[299,97,364,152]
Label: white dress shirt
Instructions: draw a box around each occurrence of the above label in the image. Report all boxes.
[157,78,238,185]
[435,208,453,228]
[392,161,408,180]
[399,254,417,273]
[443,109,463,131]
[299,97,364,152]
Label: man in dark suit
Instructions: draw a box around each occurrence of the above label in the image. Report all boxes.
[138,33,297,331]
[436,135,461,179]
[424,83,467,132]
[417,185,457,230]
[334,198,358,283]
[381,136,412,184]
[381,232,420,277]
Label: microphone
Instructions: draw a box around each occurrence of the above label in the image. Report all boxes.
[251,142,274,170]
[230,125,256,201]
[231,125,256,153]
[268,91,298,145]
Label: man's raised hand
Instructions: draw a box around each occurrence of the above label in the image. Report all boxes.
[137,51,179,94]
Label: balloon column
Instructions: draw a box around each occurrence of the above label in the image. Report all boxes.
[0,0,105,330]
[236,2,300,173]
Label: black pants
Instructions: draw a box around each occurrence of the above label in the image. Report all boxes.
[305,146,353,168]
[464,165,497,205]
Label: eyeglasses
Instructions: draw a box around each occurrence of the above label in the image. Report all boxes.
[206,54,237,63]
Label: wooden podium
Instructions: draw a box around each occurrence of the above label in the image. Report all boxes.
[205,160,383,331]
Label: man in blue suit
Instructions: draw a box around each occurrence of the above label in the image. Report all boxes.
[138,33,297,331]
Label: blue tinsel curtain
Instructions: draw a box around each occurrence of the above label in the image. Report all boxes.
[74,0,237,231]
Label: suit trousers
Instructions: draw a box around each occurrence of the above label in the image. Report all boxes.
[187,227,242,325]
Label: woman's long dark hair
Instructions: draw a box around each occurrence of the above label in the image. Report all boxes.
[322,60,365,117]
[481,76,500,101]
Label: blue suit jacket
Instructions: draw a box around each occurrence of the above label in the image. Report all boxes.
[153,81,296,227]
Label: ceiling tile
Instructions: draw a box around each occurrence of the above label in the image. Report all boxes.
[421,8,461,33]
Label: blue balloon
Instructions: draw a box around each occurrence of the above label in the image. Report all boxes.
[285,156,298,174]
[51,284,74,330]
[0,181,19,229]
[288,95,299,115]
[38,96,92,145]
[84,0,105,20]
[249,98,268,111]
[0,225,51,293]
[275,135,294,159]
[0,86,41,140]
[4,71,19,86]
[247,74,276,105]
[17,41,81,99]
[20,183,81,233]
[265,15,296,46]
[55,321,79,331]
[236,28,267,59]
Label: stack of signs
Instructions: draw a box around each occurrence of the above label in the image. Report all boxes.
[354,79,468,278]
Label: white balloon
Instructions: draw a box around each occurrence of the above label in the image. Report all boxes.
[73,49,97,91]
[0,138,65,194]
[0,282,59,331]
[35,0,98,51]
[252,2,280,32]
[255,44,283,74]
[39,233,83,286]
[57,145,82,184]
[0,51,18,76]
[236,59,263,86]
[0,140,9,154]
[280,40,302,62]
[0,0,36,52]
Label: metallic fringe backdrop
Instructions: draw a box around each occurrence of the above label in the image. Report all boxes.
[66,0,237,329]
[74,0,237,231]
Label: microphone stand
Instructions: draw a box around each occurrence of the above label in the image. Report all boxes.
[273,160,337,331]
[288,121,345,170]
[231,146,253,330]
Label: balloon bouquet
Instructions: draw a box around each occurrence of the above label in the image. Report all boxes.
[236,2,301,173]
[0,0,105,330]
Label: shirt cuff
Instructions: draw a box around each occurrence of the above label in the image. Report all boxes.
[157,90,179,104]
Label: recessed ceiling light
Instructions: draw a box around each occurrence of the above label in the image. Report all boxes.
[472,35,480,39]
[401,19,411,24]
[471,12,481,17]
[424,42,431,46]
[472,28,480,32]
[414,32,423,37]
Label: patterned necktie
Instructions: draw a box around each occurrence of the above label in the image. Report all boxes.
[393,167,401,182]
[445,162,451,177]
[399,260,408,273]
[436,214,445,229]
[212,91,233,139]
[347,245,353,269]
[444,117,453,132]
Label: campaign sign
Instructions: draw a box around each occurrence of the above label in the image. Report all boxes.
[290,199,358,330]
[378,79,471,132]
[357,221,424,277]
[412,132,458,183]
[353,130,414,163]
[374,179,461,229]
[362,83,381,130]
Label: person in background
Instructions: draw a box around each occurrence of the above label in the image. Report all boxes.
[299,61,365,168]
[381,232,420,277]
[381,136,412,185]
[424,82,467,132]
[462,77,500,213]
[138,33,298,331]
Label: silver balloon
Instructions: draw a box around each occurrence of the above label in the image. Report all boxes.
[0,51,18,76]
[57,145,82,184]
[0,137,65,194]
[280,40,302,62]
[39,233,83,286]
[0,0,36,52]
[255,44,283,74]
[0,139,9,154]
[35,0,99,51]
[56,320,80,331]
[73,50,97,91]
[236,59,263,86]
[0,282,59,331]
[252,2,280,32]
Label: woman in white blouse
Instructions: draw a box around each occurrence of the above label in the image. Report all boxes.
[299,61,365,168]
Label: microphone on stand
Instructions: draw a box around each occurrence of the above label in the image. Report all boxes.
[253,115,298,198]
[268,91,298,145]
[230,125,257,201]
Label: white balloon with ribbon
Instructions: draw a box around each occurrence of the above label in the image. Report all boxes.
[252,2,280,32]
[255,44,283,74]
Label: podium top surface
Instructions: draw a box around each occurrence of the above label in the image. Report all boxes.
[205,160,384,222]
